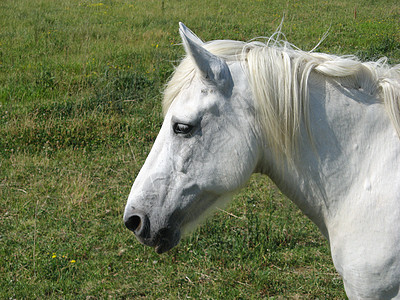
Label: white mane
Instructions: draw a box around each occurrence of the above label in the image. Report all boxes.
[163,37,400,159]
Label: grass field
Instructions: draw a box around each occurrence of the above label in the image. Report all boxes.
[1,0,399,298]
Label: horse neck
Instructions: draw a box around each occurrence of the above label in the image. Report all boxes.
[258,72,400,239]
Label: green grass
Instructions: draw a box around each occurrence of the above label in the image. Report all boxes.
[1,0,399,298]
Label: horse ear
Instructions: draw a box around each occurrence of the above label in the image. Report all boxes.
[179,22,233,94]
[178,22,204,45]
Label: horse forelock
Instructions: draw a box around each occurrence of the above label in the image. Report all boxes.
[163,35,400,160]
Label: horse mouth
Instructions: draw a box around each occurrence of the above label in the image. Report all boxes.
[124,208,182,253]
[153,228,181,254]
[134,235,180,254]
[130,226,181,254]
[154,240,174,254]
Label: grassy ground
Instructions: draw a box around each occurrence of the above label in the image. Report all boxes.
[1,0,399,298]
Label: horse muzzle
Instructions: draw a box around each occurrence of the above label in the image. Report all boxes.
[124,209,181,254]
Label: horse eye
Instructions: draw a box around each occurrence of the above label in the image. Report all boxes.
[173,123,193,135]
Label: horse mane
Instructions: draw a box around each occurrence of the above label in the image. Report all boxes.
[163,36,400,160]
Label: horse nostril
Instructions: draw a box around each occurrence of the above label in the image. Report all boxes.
[124,210,150,238]
[125,215,142,232]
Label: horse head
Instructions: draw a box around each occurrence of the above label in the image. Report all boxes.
[123,23,261,253]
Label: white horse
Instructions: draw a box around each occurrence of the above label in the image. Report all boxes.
[124,23,400,299]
